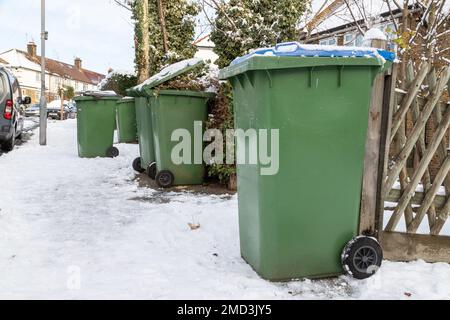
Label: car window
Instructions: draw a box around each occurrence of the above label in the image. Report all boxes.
[0,72,8,101]
[12,79,20,103]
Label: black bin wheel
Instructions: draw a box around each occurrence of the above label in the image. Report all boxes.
[106,146,119,158]
[155,170,174,188]
[341,236,383,280]
[147,162,157,180]
[132,157,145,173]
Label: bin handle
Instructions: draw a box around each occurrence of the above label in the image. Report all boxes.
[274,42,301,53]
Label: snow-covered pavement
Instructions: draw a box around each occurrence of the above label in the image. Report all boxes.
[0,120,449,299]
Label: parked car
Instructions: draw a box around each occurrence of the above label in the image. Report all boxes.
[47,100,71,120]
[0,67,30,151]
[68,101,77,118]
[69,101,77,118]
[25,103,41,117]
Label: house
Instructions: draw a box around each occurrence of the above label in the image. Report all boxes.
[298,0,420,51]
[0,42,105,103]
[194,35,219,64]
[300,1,449,179]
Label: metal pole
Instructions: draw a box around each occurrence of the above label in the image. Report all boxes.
[39,0,47,145]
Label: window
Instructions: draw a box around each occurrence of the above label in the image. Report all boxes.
[384,23,396,37]
[11,77,20,102]
[319,37,337,46]
[355,34,364,46]
[0,72,7,101]
[344,33,355,46]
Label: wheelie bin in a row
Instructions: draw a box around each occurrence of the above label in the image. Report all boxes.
[219,42,395,281]
[127,58,215,188]
[75,93,138,158]
[75,92,120,158]
[116,97,137,144]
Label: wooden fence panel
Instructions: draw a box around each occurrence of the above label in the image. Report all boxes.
[373,61,450,263]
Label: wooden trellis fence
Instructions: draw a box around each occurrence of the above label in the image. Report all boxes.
[360,58,450,263]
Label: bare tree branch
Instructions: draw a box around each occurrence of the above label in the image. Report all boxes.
[343,0,365,35]
[392,0,404,11]
[207,0,238,31]
[113,0,132,11]
[408,1,432,45]
[385,0,399,31]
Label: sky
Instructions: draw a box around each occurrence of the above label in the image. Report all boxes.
[0,0,135,75]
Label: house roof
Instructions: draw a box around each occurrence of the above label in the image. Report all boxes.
[0,49,41,71]
[0,57,8,65]
[193,34,215,48]
[0,48,104,85]
[302,0,413,37]
[38,53,104,85]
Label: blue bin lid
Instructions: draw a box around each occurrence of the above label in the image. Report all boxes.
[231,42,396,66]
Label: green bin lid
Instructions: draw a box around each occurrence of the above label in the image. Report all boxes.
[126,58,205,97]
[74,91,119,101]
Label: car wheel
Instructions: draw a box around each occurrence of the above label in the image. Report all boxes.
[1,128,15,152]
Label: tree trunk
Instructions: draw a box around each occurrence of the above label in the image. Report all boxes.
[157,0,169,54]
[137,0,150,84]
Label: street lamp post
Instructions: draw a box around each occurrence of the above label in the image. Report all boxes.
[39,0,47,145]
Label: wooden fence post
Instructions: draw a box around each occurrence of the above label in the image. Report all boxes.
[376,64,398,234]
[359,38,388,235]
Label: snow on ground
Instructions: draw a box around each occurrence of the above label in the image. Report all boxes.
[23,117,39,132]
[0,120,449,299]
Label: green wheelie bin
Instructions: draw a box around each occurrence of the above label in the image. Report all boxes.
[126,90,157,178]
[128,58,214,187]
[219,42,395,281]
[116,97,137,144]
[75,92,120,158]
[147,89,214,188]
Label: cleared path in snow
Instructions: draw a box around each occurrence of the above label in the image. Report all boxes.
[0,120,449,299]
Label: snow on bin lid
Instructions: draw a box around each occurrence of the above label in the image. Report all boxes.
[78,90,119,97]
[74,90,120,101]
[129,58,205,94]
[117,96,135,104]
[231,42,396,66]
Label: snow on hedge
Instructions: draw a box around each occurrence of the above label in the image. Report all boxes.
[98,69,136,90]
[132,58,203,91]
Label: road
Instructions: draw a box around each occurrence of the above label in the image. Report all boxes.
[0,117,39,157]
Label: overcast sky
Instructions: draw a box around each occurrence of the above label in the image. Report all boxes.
[0,0,135,74]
